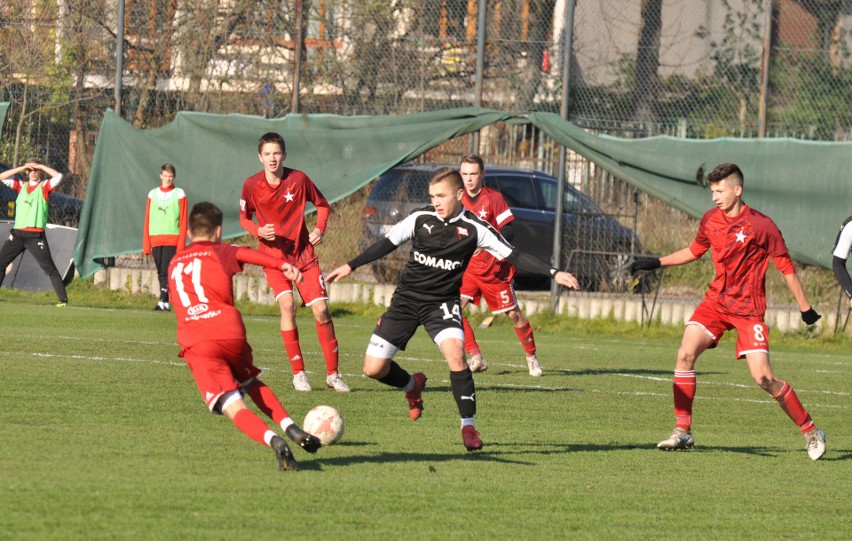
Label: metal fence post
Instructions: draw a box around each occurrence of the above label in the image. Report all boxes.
[758,0,774,138]
[471,0,487,154]
[115,0,125,117]
[551,0,576,310]
[291,0,304,115]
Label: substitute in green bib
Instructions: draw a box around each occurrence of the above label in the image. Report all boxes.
[142,163,188,311]
[0,158,69,306]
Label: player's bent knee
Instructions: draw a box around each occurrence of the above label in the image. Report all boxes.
[218,390,246,419]
[753,374,776,390]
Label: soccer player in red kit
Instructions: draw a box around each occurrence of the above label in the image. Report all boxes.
[458,154,543,377]
[169,202,321,471]
[240,132,349,393]
[629,163,826,460]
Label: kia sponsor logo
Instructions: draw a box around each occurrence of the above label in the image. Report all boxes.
[187,303,209,316]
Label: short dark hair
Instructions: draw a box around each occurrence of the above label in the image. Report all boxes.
[429,167,463,191]
[707,163,744,187]
[189,202,223,236]
[161,163,176,175]
[460,154,485,171]
[258,132,286,154]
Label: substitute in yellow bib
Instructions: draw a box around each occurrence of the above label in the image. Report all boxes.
[0,158,69,306]
[142,163,188,311]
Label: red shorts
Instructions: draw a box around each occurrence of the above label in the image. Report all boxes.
[687,301,770,359]
[181,339,261,412]
[264,262,328,306]
[460,271,518,314]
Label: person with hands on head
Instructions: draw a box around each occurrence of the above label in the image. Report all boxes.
[168,202,322,472]
[629,162,825,460]
[831,214,852,311]
[0,158,69,306]
[326,167,579,452]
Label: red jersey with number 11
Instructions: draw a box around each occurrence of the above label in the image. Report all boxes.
[689,205,793,318]
[169,241,286,349]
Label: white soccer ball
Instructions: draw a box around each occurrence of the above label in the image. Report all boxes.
[303,405,344,446]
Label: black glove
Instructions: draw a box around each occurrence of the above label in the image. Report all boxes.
[628,257,661,274]
[801,308,821,325]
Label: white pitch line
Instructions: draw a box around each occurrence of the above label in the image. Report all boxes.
[26,351,850,410]
[611,372,849,396]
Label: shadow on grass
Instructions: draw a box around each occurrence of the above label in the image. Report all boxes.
[550,368,726,378]
[821,449,852,462]
[296,447,535,470]
[485,440,781,457]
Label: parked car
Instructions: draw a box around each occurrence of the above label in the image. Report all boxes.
[0,164,83,228]
[359,163,644,291]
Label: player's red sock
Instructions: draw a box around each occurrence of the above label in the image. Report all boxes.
[315,318,339,375]
[232,409,272,446]
[244,380,290,425]
[673,370,696,430]
[772,381,815,433]
[462,317,481,357]
[514,322,536,356]
[281,329,305,374]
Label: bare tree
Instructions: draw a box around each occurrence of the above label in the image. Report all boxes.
[516,0,557,111]
[634,0,662,126]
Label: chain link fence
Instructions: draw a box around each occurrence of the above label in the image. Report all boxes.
[1,0,849,293]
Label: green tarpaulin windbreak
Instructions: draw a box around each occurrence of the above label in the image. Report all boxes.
[0,103,8,131]
[74,107,852,279]
[528,112,852,270]
[74,108,509,278]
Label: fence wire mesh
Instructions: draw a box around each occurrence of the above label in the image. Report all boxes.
[1,0,849,292]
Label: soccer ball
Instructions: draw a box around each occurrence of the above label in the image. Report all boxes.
[303,405,344,446]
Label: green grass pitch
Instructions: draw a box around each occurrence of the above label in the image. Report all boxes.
[1,297,850,540]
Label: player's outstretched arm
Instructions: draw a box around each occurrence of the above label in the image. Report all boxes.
[553,271,580,290]
[235,247,303,283]
[782,271,821,324]
[629,247,698,274]
[326,264,352,284]
[281,263,302,284]
[506,249,580,290]
[834,255,852,309]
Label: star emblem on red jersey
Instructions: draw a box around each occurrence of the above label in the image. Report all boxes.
[735,228,747,243]
[478,209,488,219]
[283,190,295,202]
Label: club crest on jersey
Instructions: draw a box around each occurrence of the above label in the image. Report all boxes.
[456,226,469,239]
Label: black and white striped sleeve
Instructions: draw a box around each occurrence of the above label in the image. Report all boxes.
[832,215,852,299]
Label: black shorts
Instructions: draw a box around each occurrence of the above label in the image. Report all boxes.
[373,295,463,351]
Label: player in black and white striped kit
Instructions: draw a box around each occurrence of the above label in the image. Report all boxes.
[832,214,852,308]
[327,167,579,451]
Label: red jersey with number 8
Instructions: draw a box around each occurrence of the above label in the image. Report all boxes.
[689,205,791,318]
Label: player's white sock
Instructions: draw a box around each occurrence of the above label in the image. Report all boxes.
[263,430,277,446]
